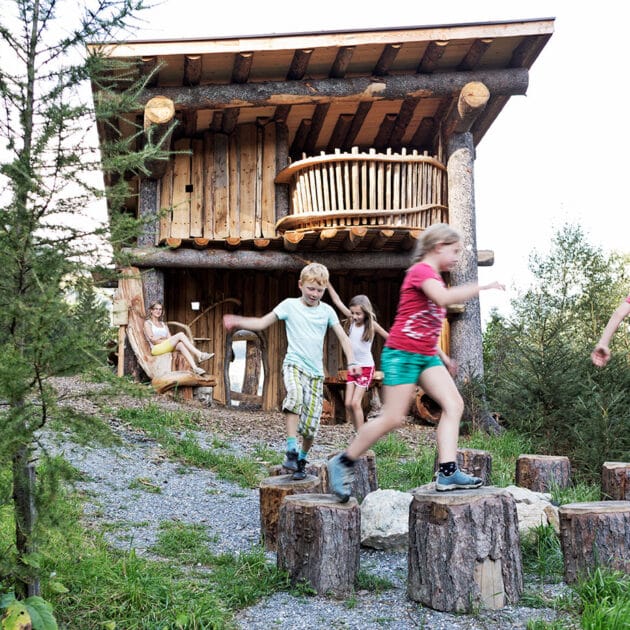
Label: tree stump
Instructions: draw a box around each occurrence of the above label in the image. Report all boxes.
[558,501,630,583]
[259,474,321,551]
[277,494,361,597]
[328,450,378,502]
[515,454,571,492]
[268,460,329,490]
[433,448,493,485]
[408,486,522,612]
[601,462,630,500]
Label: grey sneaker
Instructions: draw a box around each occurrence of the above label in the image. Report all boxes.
[282,449,298,472]
[435,468,483,492]
[292,458,307,481]
[327,453,354,503]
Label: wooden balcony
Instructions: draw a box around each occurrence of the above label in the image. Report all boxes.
[274,148,448,235]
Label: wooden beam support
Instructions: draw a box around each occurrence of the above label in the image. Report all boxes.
[232,51,254,84]
[343,226,367,251]
[509,33,553,68]
[371,228,394,249]
[125,245,416,270]
[290,118,311,159]
[373,43,402,76]
[287,49,313,80]
[443,81,490,138]
[209,110,223,131]
[410,116,435,149]
[373,113,397,151]
[282,231,305,251]
[273,104,291,123]
[344,101,372,149]
[221,107,239,134]
[330,46,355,78]
[143,95,176,180]
[477,249,494,266]
[183,55,202,86]
[225,236,241,250]
[139,68,529,111]
[471,94,510,145]
[141,56,159,87]
[303,103,330,154]
[315,228,338,249]
[388,97,421,149]
[417,40,448,73]
[327,113,354,152]
[183,109,197,136]
[458,38,493,71]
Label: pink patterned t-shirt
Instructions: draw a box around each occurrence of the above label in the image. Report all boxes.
[385,262,446,356]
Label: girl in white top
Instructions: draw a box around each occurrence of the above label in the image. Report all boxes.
[327,284,389,430]
[143,302,213,375]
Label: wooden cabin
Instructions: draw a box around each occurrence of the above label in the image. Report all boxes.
[89,18,553,408]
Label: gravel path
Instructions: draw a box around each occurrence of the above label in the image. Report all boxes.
[46,377,562,629]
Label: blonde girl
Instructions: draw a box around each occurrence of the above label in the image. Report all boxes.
[327,284,388,430]
[327,223,504,501]
[144,302,213,375]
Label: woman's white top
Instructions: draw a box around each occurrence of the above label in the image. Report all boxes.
[148,320,169,345]
[349,324,374,367]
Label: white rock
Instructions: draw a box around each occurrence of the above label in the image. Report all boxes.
[360,489,413,550]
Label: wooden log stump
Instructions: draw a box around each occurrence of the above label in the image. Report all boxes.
[559,501,630,583]
[601,462,630,501]
[277,494,361,597]
[259,474,321,551]
[408,486,522,612]
[268,460,329,490]
[328,450,378,502]
[433,448,493,485]
[515,454,571,492]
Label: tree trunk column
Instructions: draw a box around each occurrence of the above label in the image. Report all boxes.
[408,486,522,612]
[138,178,159,247]
[446,131,483,379]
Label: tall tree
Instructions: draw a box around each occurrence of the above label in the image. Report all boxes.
[0,0,168,601]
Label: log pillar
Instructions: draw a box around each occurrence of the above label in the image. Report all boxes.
[515,454,571,493]
[408,486,522,612]
[434,448,493,485]
[259,474,321,551]
[277,494,361,597]
[137,178,159,247]
[601,462,630,501]
[558,501,630,583]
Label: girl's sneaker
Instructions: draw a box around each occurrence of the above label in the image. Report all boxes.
[327,454,354,503]
[435,468,483,492]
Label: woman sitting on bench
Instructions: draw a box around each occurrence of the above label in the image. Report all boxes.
[144,302,213,375]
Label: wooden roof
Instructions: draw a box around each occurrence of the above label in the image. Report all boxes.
[91,18,554,154]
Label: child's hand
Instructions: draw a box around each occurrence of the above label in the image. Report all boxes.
[347,363,362,376]
[591,345,611,367]
[485,281,505,291]
[223,314,239,331]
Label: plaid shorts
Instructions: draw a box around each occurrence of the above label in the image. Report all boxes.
[282,364,324,440]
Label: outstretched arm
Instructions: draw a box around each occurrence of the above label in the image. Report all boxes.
[591,299,630,367]
[326,282,351,318]
[421,277,505,308]
[223,312,278,332]
[331,322,361,375]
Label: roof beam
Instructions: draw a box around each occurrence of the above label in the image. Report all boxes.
[183,55,202,86]
[330,46,355,78]
[417,40,448,73]
[137,68,528,111]
[287,49,313,80]
[373,43,402,76]
[232,51,254,84]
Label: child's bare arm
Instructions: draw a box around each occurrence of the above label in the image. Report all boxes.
[592,299,630,367]
[331,322,361,375]
[223,312,277,332]
[374,321,389,340]
[421,277,504,307]
[326,282,351,318]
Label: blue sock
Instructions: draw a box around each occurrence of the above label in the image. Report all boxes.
[286,437,298,453]
[298,449,308,461]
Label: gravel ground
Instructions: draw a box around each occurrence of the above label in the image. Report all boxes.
[46,376,563,629]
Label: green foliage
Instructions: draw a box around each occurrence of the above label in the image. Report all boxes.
[521,524,564,584]
[573,568,630,630]
[484,224,630,479]
[0,593,58,630]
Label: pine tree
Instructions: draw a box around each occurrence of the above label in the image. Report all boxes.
[0,0,169,600]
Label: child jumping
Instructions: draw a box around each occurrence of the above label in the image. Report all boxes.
[327,223,504,501]
[223,263,361,481]
[591,292,630,367]
[327,283,389,431]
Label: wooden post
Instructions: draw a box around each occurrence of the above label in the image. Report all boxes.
[268,460,329,490]
[408,486,522,612]
[259,474,321,551]
[601,462,630,500]
[433,448,492,485]
[515,455,571,493]
[558,501,630,583]
[277,494,361,597]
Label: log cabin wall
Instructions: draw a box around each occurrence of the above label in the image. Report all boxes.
[158,123,281,244]
[162,267,405,409]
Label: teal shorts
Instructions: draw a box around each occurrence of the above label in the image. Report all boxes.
[381,346,443,386]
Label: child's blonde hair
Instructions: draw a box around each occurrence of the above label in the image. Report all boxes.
[412,223,461,263]
[300,262,329,286]
[345,294,377,342]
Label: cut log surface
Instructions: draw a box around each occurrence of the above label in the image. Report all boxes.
[558,501,630,583]
[601,462,630,501]
[259,474,321,551]
[515,454,571,492]
[277,493,361,597]
[268,460,329,491]
[408,486,522,613]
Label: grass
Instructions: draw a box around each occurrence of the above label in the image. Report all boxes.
[521,524,565,584]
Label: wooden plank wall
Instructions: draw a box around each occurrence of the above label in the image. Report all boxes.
[159,123,279,243]
[162,268,413,410]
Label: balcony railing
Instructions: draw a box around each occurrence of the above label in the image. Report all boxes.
[275,148,448,232]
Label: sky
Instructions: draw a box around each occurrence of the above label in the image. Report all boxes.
[120,1,629,319]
